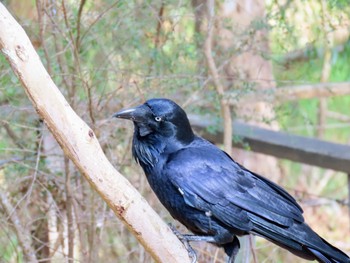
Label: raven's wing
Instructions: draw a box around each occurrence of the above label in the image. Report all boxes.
[163,138,350,262]
[165,141,304,231]
[165,140,350,262]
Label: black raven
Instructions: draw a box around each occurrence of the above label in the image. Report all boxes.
[114,98,349,263]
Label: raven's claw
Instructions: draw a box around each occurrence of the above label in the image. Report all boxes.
[169,224,197,263]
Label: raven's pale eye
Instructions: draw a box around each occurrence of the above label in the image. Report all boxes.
[155,116,162,122]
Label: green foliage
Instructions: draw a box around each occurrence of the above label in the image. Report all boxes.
[330,43,350,81]
[0,232,23,263]
[273,44,350,138]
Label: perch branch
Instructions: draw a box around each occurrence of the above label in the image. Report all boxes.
[0,3,190,263]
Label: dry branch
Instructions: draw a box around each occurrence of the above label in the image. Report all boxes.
[279,44,346,65]
[326,111,350,122]
[0,3,191,263]
[0,189,38,263]
[228,82,350,105]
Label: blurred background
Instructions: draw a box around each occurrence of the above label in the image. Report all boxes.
[0,0,349,262]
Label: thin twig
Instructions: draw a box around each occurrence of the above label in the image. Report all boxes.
[7,134,43,219]
[154,2,165,49]
[36,0,52,75]
[88,191,96,263]
[147,1,165,76]
[72,195,88,262]
[75,0,87,49]
[61,0,95,125]
[25,133,43,207]
[47,190,63,259]
[80,1,120,43]
[0,156,25,168]
[46,2,72,95]
[1,120,24,149]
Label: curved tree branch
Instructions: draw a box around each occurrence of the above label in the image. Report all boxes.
[204,0,233,155]
[0,3,191,263]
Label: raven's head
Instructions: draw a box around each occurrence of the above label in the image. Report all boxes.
[114,98,195,145]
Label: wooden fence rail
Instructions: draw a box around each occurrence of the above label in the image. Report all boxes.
[189,115,350,173]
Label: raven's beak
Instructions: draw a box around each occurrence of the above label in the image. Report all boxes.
[113,107,137,120]
[113,104,150,122]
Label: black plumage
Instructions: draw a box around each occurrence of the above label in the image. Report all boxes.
[114,98,349,263]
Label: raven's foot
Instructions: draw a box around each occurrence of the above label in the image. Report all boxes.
[226,247,238,263]
[169,224,197,263]
[224,236,240,263]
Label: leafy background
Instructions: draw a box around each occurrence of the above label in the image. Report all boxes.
[0,0,349,262]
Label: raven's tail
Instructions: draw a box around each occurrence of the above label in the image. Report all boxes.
[250,215,349,263]
[305,236,349,263]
